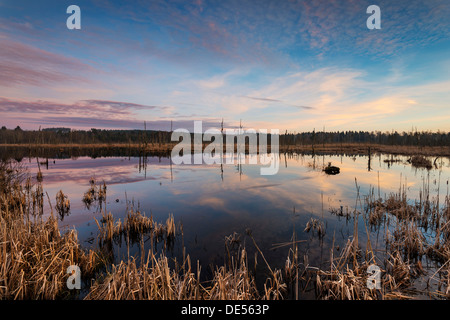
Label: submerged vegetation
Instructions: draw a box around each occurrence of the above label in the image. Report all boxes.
[1,154,450,300]
[82,179,107,210]
[410,155,433,169]
[323,162,340,175]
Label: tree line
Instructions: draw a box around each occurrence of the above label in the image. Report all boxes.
[1,126,449,147]
[279,129,450,147]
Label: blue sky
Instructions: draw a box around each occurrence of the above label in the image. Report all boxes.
[0,0,449,132]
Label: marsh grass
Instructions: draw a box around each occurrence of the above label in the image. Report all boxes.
[3,157,450,300]
[85,253,204,300]
[85,227,286,300]
[93,207,177,251]
[55,190,70,221]
[0,161,102,299]
[82,178,107,210]
[304,218,325,239]
[293,174,450,300]
[2,162,281,301]
[410,155,433,169]
[359,177,450,298]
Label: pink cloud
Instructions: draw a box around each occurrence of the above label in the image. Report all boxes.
[0,96,236,130]
[0,37,95,87]
[0,97,168,115]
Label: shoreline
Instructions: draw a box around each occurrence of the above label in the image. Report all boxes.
[1,143,450,157]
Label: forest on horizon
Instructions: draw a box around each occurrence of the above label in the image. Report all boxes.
[1,125,450,147]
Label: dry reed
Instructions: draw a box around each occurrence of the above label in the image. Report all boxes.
[0,160,101,299]
[4,156,450,300]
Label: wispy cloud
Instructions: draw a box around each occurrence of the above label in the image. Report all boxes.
[80,100,170,112]
[0,96,235,130]
[195,66,450,131]
[0,37,95,87]
[0,97,168,115]
[0,0,448,132]
[241,96,282,103]
[19,116,231,131]
[241,95,313,110]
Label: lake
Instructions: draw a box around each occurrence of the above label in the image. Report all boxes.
[10,149,450,297]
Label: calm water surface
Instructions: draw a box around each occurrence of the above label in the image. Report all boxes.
[18,152,450,292]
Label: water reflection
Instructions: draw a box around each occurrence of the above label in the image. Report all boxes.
[20,152,450,276]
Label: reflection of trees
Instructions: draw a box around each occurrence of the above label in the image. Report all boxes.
[0,146,171,162]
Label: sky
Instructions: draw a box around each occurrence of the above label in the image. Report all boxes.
[0,0,449,132]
